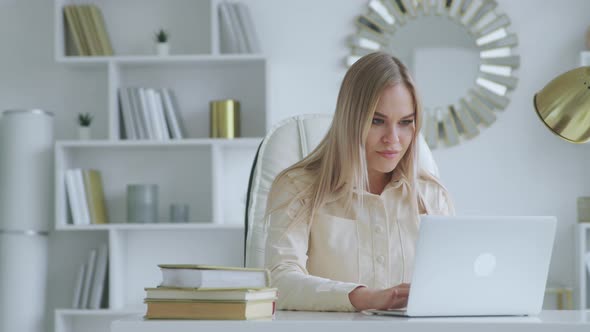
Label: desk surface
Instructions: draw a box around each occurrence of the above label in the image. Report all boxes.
[112,310,590,332]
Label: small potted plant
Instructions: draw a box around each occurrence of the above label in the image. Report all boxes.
[154,28,169,56]
[77,112,93,140]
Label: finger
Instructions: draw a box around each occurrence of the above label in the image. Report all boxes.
[392,288,410,298]
[388,297,409,309]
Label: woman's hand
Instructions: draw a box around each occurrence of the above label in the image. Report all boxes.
[348,283,410,310]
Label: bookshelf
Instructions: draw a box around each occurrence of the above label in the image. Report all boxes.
[577,52,590,310]
[53,1,265,331]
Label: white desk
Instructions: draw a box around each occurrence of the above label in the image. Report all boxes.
[112,310,590,332]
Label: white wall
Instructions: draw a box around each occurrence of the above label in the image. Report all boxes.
[0,0,589,330]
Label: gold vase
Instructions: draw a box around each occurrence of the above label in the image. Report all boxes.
[210,99,240,138]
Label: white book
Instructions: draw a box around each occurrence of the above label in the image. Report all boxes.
[65,169,83,225]
[89,243,108,309]
[153,90,171,140]
[118,88,136,139]
[158,264,269,289]
[167,90,187,138]
[226,2,248,53]
[132,87,150,139]
[218,2,239,53]
[585,252,590,276]
[234,2,261,53]
[160,88,183,139]
[74,169,91,225]
[80,249,97,308]
[72,263,86,308]
[138,88,156,139]
[145,89,166,140]
[127,87,146,139]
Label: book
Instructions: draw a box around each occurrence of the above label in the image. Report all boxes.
[585,252,590,276]
[145,287,277,301]
[233,3,261,53]
[88,4,114,55]
[74,169,91,225]
[160,88,184,139]
[226,2,248,53]
[89,244,108,309]
[218,2,239,53]
[72,263,87,308]
[119,88,136,139]
[80,249,97,308]
[65,169,83,225]
[76,5,100,56]
[82,169,108,224]
[158,264,270,289]
[63,5,84,56]
[144,299,274,320]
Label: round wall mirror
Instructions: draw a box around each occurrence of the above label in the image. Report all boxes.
[346,0,520,149]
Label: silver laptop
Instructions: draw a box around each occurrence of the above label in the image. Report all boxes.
[366,216,556,317]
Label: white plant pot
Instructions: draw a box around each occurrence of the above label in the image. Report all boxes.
[78,126,91,140]
[156,43,169,56]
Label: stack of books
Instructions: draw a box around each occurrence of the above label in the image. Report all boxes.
[63,4,114,56]
[144,264,277,320]
[218,1,261,54]
[65,168,108,225]
[118,87,186,140]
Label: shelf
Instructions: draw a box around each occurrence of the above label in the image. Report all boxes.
[56,138,263,149]
[56,223,245,231]
[56,54,266,66]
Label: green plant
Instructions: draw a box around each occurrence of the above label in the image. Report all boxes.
[78,113,93,127]
[154,28,169,43]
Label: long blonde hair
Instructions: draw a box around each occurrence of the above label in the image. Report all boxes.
[269,52,440,224]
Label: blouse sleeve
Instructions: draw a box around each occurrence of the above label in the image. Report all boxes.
[264,177,363,311]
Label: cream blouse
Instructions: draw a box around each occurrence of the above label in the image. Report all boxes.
[264,169,454,312]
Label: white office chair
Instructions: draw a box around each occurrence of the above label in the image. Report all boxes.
[244,114,439,268]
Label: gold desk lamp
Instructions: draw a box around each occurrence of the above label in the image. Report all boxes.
[534,67,590,143]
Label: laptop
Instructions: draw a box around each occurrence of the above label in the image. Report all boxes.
[365,215,556,317]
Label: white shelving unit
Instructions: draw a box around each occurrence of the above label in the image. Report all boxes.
[577,52,590,310]
[576,223,590,310]
[53,1,266,331]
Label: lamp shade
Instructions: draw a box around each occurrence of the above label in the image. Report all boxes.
[533,66,590,143]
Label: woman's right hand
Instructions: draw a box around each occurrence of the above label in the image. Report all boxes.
[348,283,410,311]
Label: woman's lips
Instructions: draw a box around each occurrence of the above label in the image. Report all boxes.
[377,150,401,159]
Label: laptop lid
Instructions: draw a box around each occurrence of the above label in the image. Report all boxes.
[405,216,556,317]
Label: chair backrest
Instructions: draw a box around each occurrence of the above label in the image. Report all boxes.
[244,113,439,268]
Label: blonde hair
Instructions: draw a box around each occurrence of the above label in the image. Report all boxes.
[269,52,442,225]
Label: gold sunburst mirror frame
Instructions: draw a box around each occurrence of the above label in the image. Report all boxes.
[346,0,520,149]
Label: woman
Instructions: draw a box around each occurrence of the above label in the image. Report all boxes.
[264,52,454,312]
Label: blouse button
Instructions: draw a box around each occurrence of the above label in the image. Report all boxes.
[376,255,385,264]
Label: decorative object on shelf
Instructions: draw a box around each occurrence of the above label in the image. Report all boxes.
[154,28,169,56]
[77,112,93,140]
[578,197,590,222]
[533,66,590,143]
[127,184,159,223]
[346,0,519,149]
[210,99,240,138]
[170,203,189,223]
[0,109,53,332]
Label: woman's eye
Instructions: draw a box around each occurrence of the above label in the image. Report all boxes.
[400,119,414,126]
[372,118,384,125]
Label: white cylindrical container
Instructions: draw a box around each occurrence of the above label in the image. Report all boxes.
[0,109,54,232]
[0,232,48,332]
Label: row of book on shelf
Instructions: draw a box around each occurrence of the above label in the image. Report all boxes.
[73,244,109,309]
[119,87,187,140]
[219,1,261,54]
[63,4,113,56]
[145,264,276,320]
[65,169,108,225]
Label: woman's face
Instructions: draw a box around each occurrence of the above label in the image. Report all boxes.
[365,84,416,177]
